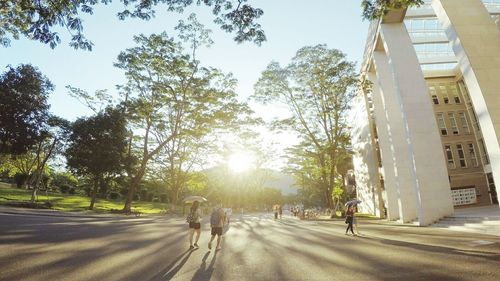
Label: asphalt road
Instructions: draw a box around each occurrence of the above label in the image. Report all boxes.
[0,212,499,281]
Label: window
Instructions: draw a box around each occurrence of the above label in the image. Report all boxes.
[451,187,477,206]
[448,113,459,135]
[456,144,467,168]
[468,143,478,167]
[432,95,439,105]
[445,145,455,169]
[454,95,461,103]
[458,112,470,134]
[437,113,447,135]
[443,94,450,104]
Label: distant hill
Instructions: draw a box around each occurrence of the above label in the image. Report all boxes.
[265,170,297,195]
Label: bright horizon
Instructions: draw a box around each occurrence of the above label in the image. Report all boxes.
[0,0,369,169]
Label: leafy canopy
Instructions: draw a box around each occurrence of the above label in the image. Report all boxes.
[0,0,265,50]
[65,107,128,177]
[0,64,52,156]
[361,0,424,20]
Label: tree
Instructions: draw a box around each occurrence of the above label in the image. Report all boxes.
[361,0,424,20]
[0,0,265,50]
[28,116,71,202]
[115,17,258,210]
[65,107,128,209]
[0,64,52,156]
[252,45,359,208]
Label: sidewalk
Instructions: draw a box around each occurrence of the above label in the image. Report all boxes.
[308,207,500,236]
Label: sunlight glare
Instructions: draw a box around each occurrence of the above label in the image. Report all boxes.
[227,151,255,173]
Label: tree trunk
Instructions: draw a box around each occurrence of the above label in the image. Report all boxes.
[123,167,146,212]
[89,177,99,210]
[30,187,38,203]
[170,187,178,206]
[99,177,108,199]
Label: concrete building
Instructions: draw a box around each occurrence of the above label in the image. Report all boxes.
[351,0,500,226]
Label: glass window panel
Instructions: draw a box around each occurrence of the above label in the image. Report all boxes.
[437,113,447,135]
[445,145,455,169]
[459,112,470,134]
[456,144,467,167]
[449,113,459,134]
[468,143,478,167]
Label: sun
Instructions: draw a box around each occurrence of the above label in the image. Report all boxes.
[227,151,255,173]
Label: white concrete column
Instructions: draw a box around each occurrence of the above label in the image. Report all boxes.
[367,71,400,221]
[350,93,384,216]
[372,50,418,223]
[378,22,454,225]
[432,0,500,207]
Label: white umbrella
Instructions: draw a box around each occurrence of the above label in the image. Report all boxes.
[345,199,362,207]
[183,195,207,203]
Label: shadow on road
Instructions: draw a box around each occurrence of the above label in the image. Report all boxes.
[357,235,500,261]
[148,248,198,281]
[191,250,217,281]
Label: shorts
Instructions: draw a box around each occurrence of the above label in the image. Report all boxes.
[211,227,223,236]
[189,222,201,229]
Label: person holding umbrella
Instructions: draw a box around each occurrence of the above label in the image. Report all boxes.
[185,196,207,249]
[345,205,356,236]
[345,199,361,235]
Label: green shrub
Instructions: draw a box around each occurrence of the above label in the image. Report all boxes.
[160,194,168,203]
[59,184,70,193]
[14,173,29,188]
[108,192,120,200]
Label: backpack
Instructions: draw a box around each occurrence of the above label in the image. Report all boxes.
[186,211,194,223]
[210,208,222,225]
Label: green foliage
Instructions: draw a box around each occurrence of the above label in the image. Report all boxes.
[115,18,259,209]
[51,171,78,192]
[0,64,52,156]
[65,106,128,209]
[14,173,29,188]
[361,0,424,20]
[66,107,128,177]
[253,45,359,208]
[0,186,168,214]
[0,0,265,50]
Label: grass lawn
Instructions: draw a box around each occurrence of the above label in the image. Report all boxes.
[355,212,380,219]
[0,185,170,214]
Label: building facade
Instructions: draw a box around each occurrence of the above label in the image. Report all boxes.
[351,0,500,226]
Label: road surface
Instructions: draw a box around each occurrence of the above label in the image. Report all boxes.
[0,212,499,281]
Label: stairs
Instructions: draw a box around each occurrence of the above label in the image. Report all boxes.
[432,212,500,237]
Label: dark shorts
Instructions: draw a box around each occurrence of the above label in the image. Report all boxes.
[211,227,223,236]
[189,222,201,229]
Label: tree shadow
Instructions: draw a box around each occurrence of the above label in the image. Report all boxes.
[148,248,198,281]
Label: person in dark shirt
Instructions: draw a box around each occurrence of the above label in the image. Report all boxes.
[345,206,356,236]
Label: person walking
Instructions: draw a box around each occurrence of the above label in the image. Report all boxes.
[353,205,360,235]
[208,202,225,251]
[278,205,283,219]
[345,205,356,236]
[187,201,202,249]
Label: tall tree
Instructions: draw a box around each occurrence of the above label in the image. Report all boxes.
[65,107,128,210]
[252,45,359,208]
[116,21,258,210]
[361,0,424,20]
[0,0,265,50]
[0,64,52,157]
[28,116,71,202]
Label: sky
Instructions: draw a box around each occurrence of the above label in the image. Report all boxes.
[0,0,369,167]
